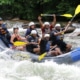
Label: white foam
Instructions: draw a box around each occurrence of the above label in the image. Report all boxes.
[0,59,80,80]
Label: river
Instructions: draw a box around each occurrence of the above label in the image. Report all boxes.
[0,53,80,80]
[0,21,80,80]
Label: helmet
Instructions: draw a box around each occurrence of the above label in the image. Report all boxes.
[44,34,50,37]
[31,30,37,34]
[29,22,35,27]
[55,23,61,27]
[13,26,18,29]
[43,22,50,26]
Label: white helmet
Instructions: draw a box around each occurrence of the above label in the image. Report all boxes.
[44,34,50,37]
[13,26,18,29]
[43,22,50,26]
[55,23,61,27]
[29,22,35,27]
[31,30,37,34]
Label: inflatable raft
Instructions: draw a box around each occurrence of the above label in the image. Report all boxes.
[0,39,80,64]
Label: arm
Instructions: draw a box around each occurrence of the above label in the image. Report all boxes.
[30,38,40,45]
[20,36,26,41]
[10,35,15,44]
[53,30,66,36]
[51,14,56,28]
[54,21,71,36]
[17,34,26,41]
[38,16,44,29]
[25,29,31,38]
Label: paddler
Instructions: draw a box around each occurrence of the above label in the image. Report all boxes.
[10,26,26,50]
[40,34,62,56]
[26,30,40,54]
[38,14,56,36]
[50,21,72,53]
[0,18,11,48]
[25,22,39,39]
[54,23,64,41]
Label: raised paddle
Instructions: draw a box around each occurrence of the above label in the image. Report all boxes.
[65,4,80,30]
[41,13,72,18]
[13,41,27,46]
[68,5,80,22]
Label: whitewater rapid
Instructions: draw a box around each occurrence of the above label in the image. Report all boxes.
[0,48,80,80]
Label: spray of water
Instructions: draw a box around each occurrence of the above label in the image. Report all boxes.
[0,59,80,80]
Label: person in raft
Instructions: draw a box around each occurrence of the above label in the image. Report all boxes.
[25,22,39,39]
[50,22,72,53]
[10,26,26,50]
[26,30,40,54]
[0,18,11,48]
[39,34,62,56]
[38,14,56,36]
[54,23,64,41]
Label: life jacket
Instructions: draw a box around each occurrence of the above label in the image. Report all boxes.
[26,36,39,52]
[27,36,38,47]
[42,28,51,34]
[25,28,39,37]
[41,25,53,34]
[13,35,21,42]
[28,35,38,43]
[40,39,50,54]
[50,30,61,41]
[0,28,6,35]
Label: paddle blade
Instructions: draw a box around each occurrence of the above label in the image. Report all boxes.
[14,41,27,46]
[61,14,72,17]
[38,52,47,61]
[75,5,80,15]
[41,14,44,16]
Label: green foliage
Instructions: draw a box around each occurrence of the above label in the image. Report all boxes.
[0,0,79,20]
[0,0,14,5]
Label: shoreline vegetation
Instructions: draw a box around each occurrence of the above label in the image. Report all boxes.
[0,0,80,21]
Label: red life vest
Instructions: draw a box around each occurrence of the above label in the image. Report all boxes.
[41,25,53,34]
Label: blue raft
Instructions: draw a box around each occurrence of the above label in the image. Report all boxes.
[25,47,80,64]
[0,39,80,64]
[4,47,80,64]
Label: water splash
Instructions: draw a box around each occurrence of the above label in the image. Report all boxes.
[0,60,80,80]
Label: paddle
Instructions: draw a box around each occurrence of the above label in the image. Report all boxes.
[65,5,80,30]
[41,13,72,18]
[38,52,47,61]
[69,5,80,22]
[38,46,57,61]
[13,41,27,46]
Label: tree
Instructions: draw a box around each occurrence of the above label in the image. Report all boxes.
[0,0,79,20]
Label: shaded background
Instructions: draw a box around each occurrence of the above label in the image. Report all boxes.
[0,0,80,21]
